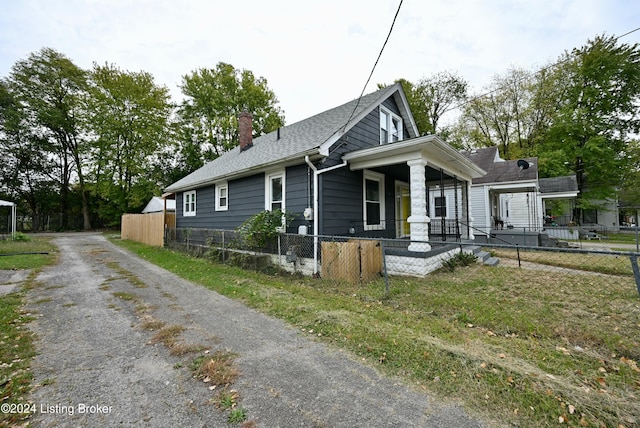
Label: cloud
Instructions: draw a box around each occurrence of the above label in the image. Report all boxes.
[1,0,638,124]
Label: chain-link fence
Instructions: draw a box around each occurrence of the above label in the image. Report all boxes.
[165,227,640,297]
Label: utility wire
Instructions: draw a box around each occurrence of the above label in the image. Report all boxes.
[340,0,404,134]
[442,26,640,116]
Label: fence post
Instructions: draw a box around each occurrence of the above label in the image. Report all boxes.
[630,255,640,297]
[380,240,389,297]
[222,230,226,263]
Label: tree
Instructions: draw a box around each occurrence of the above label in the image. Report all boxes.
[456,67,553,158]
[540,35,640,215]
[618,139,640,211]
[8,48,92,230]
[178,62,285,160]
[413,71,468,135]
[86,63,173,222]
[386,72,468,137]
[0,79,59,230]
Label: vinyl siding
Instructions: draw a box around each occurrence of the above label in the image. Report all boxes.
[176,186,215,229]
[501,192,542,230]
[320,167,362,236]
[175,165,313,233]
[285,164,313,233]
[324,95,405,165]
[320,166,398,238]
[469,186,490,234]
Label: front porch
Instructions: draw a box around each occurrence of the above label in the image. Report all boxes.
[341,135,487,251]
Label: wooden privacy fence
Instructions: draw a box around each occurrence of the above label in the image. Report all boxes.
[321,239,382,283]
[121,212,175,247]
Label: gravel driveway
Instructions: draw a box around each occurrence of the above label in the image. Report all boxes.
[26,233,485,427]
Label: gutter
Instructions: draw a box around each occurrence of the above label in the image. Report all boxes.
[304,155,347,275]
[165,148,320,194]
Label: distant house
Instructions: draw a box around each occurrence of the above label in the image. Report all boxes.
[165,83,486,275]
[460,147,620,244]
[461,147,539,242]
[142,196,176,214]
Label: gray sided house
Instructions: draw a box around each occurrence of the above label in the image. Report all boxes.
[165,83,485,274]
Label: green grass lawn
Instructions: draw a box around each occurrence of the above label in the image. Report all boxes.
[0,237,57,270]
[113,237,640,427]
[607,232,640,245]
[0,236,57,426]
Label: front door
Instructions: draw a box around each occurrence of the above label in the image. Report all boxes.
[395,182,410,238]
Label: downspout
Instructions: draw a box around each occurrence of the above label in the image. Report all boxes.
[305,155,347,275]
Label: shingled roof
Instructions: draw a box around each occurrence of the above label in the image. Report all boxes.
[539,175,578,194]
[165,83,415,193]
[461,146,537,184]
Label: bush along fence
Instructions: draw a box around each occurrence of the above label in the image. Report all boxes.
[165,227,640,298]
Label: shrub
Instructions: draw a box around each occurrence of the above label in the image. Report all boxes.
[441,251,477,272]
[237,209,293,250]
[12,232,30,242]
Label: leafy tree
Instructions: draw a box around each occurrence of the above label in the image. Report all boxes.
[456,67,553,158]
[86,63,173,223]
[413,71,468,135]
[386,72,468,136]
[8,48,92,230]
[178,62,285,160]
[0,79,59,230]
[615,138,640,215]
[539,35,640,215]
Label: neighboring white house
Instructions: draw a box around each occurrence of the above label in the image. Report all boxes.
[142,196,176,214]
[460,148,620,244]
[461,147,539,238]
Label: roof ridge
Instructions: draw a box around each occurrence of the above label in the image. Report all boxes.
[165,83,403,193]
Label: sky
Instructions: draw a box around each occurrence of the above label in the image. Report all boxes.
[1,0,639,125]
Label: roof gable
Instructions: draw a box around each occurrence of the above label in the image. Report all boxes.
[462,147,537,184]
[166,83,417,192]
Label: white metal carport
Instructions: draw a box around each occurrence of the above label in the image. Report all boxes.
[0,200,17,239]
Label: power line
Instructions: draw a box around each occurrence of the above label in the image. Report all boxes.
[443,26,640,116]
[340,0,404,134]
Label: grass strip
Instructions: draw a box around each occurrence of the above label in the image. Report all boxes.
[0,237,57,426]
[113,237,640,427]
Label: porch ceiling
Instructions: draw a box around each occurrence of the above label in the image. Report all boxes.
[342,135,486,180]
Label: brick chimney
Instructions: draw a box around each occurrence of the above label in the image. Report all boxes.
[238,111,253,151]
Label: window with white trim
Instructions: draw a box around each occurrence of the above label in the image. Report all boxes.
[215,182,228,211]
[265,171,285,211]
[380,106,402,144]
[183,190,196,217]
[363,170,385,230]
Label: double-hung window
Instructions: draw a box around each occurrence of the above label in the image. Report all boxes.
[363,170,385,230]
[183,190,196,217]
[215,182,228,211]
[265,171,285,212]
[380,106,402,144]
[434,196,447,217]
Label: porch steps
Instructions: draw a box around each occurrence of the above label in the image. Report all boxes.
[464,245,500,267]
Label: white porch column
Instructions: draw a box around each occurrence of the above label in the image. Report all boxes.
[407,159,431,252]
